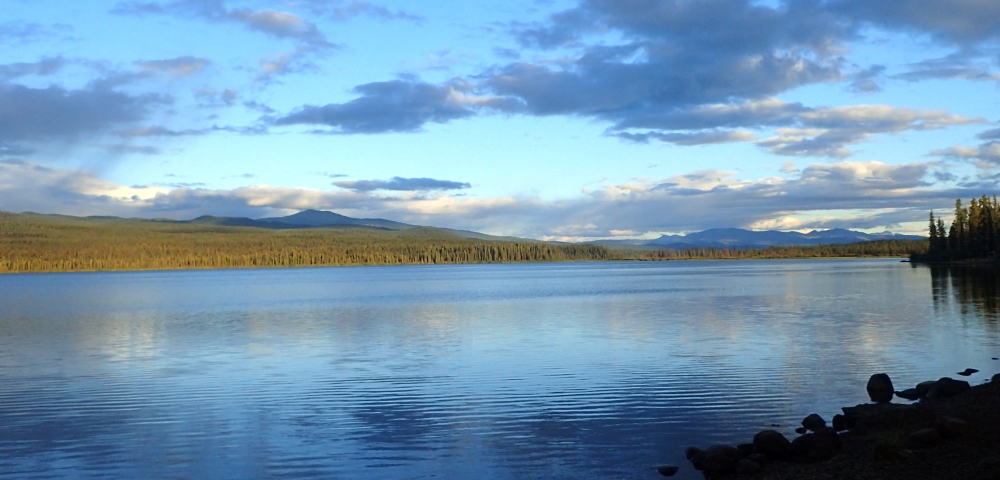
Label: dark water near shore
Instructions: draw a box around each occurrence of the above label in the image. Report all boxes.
[1,259,998,479]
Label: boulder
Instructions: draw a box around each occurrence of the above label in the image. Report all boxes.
[895,388,921,401]
[935,416,970,438]
[753,430,791,459]
[802,413,826,431]
[655,464,679,477]
[956,368,978,377]
[690,451,706,471]
[684,446,702,460]
[992,373,1000,384]
[926,377,970,399]
[795,427,808,435]
[867,373,894,403]
[735,458,762,474]
[701,445,740,473]
[832,414,849,432]
[903,428,942,449]
[915,380,938,397]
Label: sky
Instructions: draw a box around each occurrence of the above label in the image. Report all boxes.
[1,0,999,240]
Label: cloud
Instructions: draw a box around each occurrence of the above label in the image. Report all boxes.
[614,130,757,145]
[0,21,71,44]
[0,83,167,143]
[849,65,886,93]
[0,57,66,80]
[275,79,512,133]
[318,1,424,22]
[333,177,471,192]
[135,56,210,77]
[1,159,979,238]
[829,0,1000,44]
[934,142,1000,163]
[101,144,163,155]
[111,1,335,50]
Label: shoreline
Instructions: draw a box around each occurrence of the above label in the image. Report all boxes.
[674,370,1000,479]
[0,255,911,275]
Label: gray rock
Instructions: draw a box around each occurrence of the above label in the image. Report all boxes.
[831,414,849,432]
[684,446,702,460]
[753,430,791,459]
[841,403,933,432]
[992,373,1000,384]
[690,451,706,471]
[795,427,808,435]
[867,373,894,403]
[926,377,970,399]
[802,413,826,431]
[655,464,679,477]
[735,458,762,474]
[895,388,921,401]
[915,380,938,397]
[903,428,942,449]
[957,368,978,376]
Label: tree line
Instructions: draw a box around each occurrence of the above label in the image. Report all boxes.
[0,212,927,274]
[924,194,1000,261]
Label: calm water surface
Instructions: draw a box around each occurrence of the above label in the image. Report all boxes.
[1,259,998,479]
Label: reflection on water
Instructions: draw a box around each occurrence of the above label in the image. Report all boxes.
[930,266,1000,325]
[0,260,998,480]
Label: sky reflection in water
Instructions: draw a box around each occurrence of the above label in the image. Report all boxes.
[1,259,998,479]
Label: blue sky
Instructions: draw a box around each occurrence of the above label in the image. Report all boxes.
[2,0,999,239]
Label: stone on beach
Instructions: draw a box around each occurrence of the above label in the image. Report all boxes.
[957,368,978,377]
[926,377,970,399]
[867,373,894,403]
[895,388,921,401]
[753,430,791,459]
[654,464,679,477]
[801,413,826,431]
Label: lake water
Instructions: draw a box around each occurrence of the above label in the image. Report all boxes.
[1,259,998,479]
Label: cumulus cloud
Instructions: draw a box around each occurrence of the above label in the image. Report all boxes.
[0,57,66,80]
[333,177,471,192]
[135,56,210,77]
[111,1,335,50]
[275,79,513,133]
[0,83,167,143]
[1,159,978,238]
[829,0,1000,44]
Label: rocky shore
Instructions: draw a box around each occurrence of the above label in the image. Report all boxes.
[660,370,1000,480]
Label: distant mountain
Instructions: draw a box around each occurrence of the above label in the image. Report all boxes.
[258,209,415,230]
[596,227,924,249]
[181,209,530,242]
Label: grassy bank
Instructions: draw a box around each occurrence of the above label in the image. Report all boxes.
[0,212,929,273]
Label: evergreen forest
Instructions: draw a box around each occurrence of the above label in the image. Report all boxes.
[0,212,928,273]
[922,194,1000,262]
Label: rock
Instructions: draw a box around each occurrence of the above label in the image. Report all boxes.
[832,414,849,432]
[747,453,769,466]
[802,413,826,431]
[903,428,942,449]
[684,446,702,460]
[915,380,938,397]
[993,373,1000,384]
[701,445,740,473]
[735,458,762,474]
[753,430,791,459]
[895,388,921,401]
[736,443,755,458]
[790,428,842,462]
[926,377,970,399]
[935,416,970,438]
[867,373,894,403]
[957,368,979,376]
[795,427,808,435]
[690,451,706,471]
[654,464,679,477]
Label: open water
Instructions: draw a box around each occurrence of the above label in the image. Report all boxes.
[1,259,998,479]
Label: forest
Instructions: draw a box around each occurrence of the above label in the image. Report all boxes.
[0,212,928,273]
[921,194,1000,262]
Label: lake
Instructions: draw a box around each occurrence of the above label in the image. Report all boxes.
[1,259,998,479]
